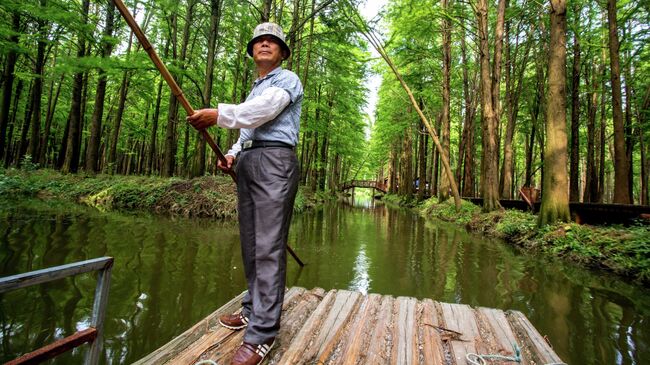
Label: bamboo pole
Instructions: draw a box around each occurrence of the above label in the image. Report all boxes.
[343,1,462,211]
[113,0,304,266]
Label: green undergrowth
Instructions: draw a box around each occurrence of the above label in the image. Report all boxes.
[406,195,650,285]
[0,168,312,218]
[0,168,240,218]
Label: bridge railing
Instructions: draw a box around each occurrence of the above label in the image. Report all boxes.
[341,180,387,193]
[0,257,114,365]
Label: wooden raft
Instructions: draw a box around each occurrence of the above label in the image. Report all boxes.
[134,287,563,365]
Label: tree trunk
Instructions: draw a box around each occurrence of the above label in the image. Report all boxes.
[438,0,452,202]
[262,0,272,21]
[40,74,64,166]
[538,0,570,226]
[62,0,90,173]
[460,17,476,197]
[197,0,223,177]
[607,0,630,203]
[583,60,600,202]
[108,70,130,174]
[86,0,116,173]
[18,82,35,164]
[569,7,581,202]
[28,19,46,162]
[162,12,179,178]
[417,123,427,201]
[597,70,607,202]
[0,12,20,161]
[477,0,502,211]
[4,80,23,167]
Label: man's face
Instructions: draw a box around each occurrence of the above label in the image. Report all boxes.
[252,35,286,66]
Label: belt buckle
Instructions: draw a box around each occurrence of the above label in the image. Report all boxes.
[242,140,253,149]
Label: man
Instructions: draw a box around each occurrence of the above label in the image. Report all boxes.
[187,22,302,365]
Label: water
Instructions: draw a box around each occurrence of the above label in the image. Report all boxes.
[0,196,648,364]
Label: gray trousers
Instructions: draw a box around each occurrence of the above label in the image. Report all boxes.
[236,146,299,344]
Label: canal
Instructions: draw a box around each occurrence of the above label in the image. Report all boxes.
[0,196,648,364]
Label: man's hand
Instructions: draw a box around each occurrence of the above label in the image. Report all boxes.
[217,155,235,173]
[187,108,218,130]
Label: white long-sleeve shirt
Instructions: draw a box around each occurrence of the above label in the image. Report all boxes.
[219,66,303,157]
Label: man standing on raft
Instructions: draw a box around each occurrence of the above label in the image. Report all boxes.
[187,22,302,365]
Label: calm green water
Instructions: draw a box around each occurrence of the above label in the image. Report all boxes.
[0,196,649,364]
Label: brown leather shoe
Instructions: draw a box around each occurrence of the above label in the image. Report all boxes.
[219,312,249,330]
[230,339,275,365]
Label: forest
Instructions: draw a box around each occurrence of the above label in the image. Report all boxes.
[0,0,648,225]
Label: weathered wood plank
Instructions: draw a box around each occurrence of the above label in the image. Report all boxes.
[363,295,395,364]
[276,289,338,364]
[133,290,246,365]
[418,299,445,365]
[476,307,519,364]
[440,303,481,365]
[390,296,417,365]
[268,288,326,364]
[313,290,362,363]
[174,287,310,365]
[332,293,383,365]
[507,310,564,364]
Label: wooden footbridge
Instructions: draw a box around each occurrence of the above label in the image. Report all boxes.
[136,287,564,365]
[341,180,387,193]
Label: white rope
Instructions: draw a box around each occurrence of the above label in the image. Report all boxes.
[194,360,218,365]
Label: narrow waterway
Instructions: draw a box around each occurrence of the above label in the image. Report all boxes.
[0,196,648,364]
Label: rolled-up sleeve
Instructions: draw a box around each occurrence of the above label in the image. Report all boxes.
[217,87,290,129]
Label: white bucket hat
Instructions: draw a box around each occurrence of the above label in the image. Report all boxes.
[247,22,291,60]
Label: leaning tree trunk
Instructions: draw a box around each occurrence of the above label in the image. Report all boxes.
[607,0,631,204]
[477,0,502,211]
[538,0,570,226]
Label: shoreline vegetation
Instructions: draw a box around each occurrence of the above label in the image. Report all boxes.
[1,168,648,285]
[382,194,650,286]
[0,168,315,219]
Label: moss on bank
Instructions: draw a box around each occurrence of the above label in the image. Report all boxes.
[386,194,650,285]
[0,168,308,218]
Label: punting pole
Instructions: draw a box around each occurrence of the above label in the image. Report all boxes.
[113,0,305,267]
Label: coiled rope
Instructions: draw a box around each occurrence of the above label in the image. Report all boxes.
[193,360,218,365]
[466,343,521,365]
[466,344,567,365]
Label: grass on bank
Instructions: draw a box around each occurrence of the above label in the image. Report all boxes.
[0,167,310,218]
[0,167,240,218]
[405,194,650,284]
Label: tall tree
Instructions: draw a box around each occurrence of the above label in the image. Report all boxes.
[0,12,20,161]
[538,0,570,225]
[62,0,91,173]
[27,0,48,162]
[86,0,117,173]
[197,0,223,176]
[607,0,631,204]
[438,0,452,202]
[476,0,503,211]
[569,4,581,202]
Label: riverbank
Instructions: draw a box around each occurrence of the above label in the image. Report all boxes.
[383,194,650,285]
[0,168,311,218]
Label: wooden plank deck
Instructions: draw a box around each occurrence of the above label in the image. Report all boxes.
[134,287,564,365]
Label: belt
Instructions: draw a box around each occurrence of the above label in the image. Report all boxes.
[242,140,294,151]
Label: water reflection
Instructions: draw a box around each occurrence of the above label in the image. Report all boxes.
[1,197,649,364]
